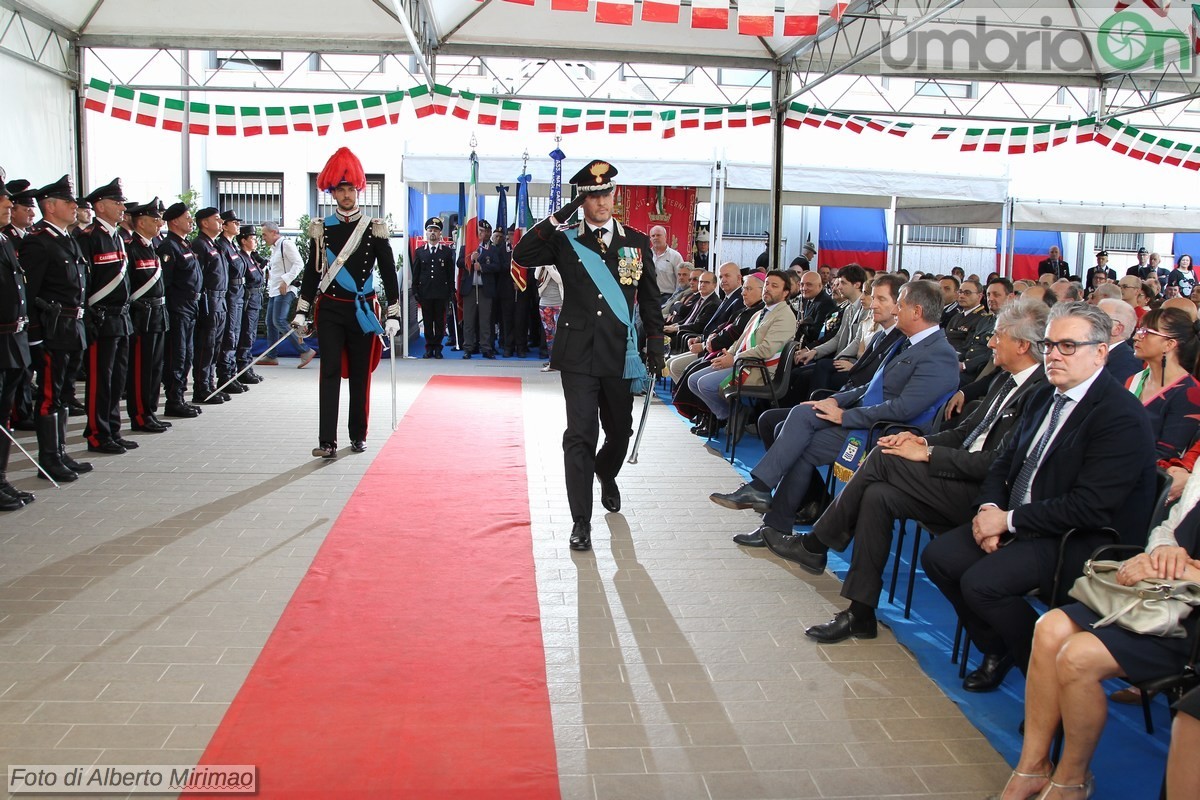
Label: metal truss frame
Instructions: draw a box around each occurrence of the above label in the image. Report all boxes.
[0,0,76,81]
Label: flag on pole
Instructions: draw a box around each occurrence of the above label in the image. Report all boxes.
[314,103,335,136]
[451,90,475,120]
[135,92,160,127]
[495,183,524,289]
[110,85,135,120]
[290,105,313,132]
[784,0,819,35]
[459,151,481,280]
[161,98,185,132]
[738,0,775,35]
[386,91,405,123]
[240,106,263,136]
[549,147,566,210]
[596,0,635,24]
[361,96,386,128]
[660,109,678,139]
[513,171,535,254]
[266,106,288,134]
[560,107,582,134]
[960,128,984,151]
[642,0,681,23]
[585,108,607,131]
[188,101,211,135]
[477,96,500,125]
[215,105,237,135]
[692,0,730,29]
[84,78,111,112]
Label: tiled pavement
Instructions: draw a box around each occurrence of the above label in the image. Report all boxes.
[0,354,1008,799]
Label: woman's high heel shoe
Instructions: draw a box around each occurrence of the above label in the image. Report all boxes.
[1034,773,1095,799]
[987,766,1053,800]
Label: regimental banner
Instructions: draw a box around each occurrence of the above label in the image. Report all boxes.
[615,185,698,267]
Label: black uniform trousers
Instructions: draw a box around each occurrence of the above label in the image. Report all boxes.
[560,370,635,523]
[810,448,979,609]
[316,297,374,445]
[193,291,228,394]
[83,334,129,446]
[220,285,245,379]
[419,298,447,350]
[500,283,544,355]
[0,366,22,428]
[10,351,37,425]
[164,304,197,403]
[127,330,165,426]
[237,288,263,369]
[35,347,82,417]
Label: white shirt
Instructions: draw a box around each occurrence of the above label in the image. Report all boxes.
[652,245,684,295]
[267,237,304,297]
[966,363,1039,454]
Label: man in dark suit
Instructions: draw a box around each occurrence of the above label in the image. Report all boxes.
[412,216,455,358]
[765,299,1050,643]
[1085,251,1117,296]
[665,269,719,352]
[1037,246,1071,280]
[710,279,960,547]
[1098,298,1142,384]
[793,269,837,348]
[458,220,501,358]
[922,301,1157,692]
[513,160,665,552]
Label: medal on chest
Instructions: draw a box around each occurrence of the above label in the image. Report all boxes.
[616,247,643,286]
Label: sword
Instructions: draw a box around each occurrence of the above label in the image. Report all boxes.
[0,424,60,488]
[206,328,296,401]
[389,331,398,430]
[627,386,653,465]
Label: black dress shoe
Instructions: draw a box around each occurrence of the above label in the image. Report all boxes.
[218,391,232,402]
[132,422,168,433]
[224,381,246,394]
[963,653,1014,693]
[164,402,199,418]
[433,350,443,359]
[67,401,86,417]
[462,351,473,360]
[483,351,496,359]
[351,440,366,453]
[569,521,592,551]
[148,414,172,427]
[762,529,828,576]
[598,475,621,512]
[732,525,771,547]
[312,442,338,459]
[502,349,514,358]
[422,351,433,359]
[87,441,126,455]
[805,609,878,643]
[61,453,93,473]
[195,394,223,405]
[113,437,139,449]
[710,483,772,513]
[795,496,827,526]
[0,491,23,511]
[0,482,34,504]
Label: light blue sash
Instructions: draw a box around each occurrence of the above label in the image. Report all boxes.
[326,217,384,336]
[566,235,649,394]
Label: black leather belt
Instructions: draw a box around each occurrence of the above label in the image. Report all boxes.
[134,297,165,307]
[0,317,27,334]
[228,281,244,289]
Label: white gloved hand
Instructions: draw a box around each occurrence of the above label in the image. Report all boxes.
[384,318,401,338]
[291,313,308,331]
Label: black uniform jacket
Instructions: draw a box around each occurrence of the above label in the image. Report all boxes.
[127,234,169,333]
[21,221,87,350]
[412,242,455,301]
[157,232,203,312]
[75,220,132,337]
[298,213,400,317]
[0,234,30,369]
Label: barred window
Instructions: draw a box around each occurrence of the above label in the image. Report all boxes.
[1097,232,1145,253]
[312,175,385,220]
[721,203,770,237]
[908,225,965,245]
[212,174,283,226]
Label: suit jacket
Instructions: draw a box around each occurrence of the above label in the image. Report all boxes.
[833,327,960,432]
[412,242,455,301]
[512,216,663,377]
[927,367,1049,483]
[1085,265,1117,288]
[21,221,88,350]
[1105,340,1143,385]
[977,368,1157,543]
[676,291,720,338]
[729,301,797,385]
[795,292,838,348]
[708,301,763,354]
[1037,258,1071,279]
[702,288,744,338]
[813,296,866,360]
[843,328,904,391]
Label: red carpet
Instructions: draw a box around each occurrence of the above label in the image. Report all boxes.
[197,376,560,799]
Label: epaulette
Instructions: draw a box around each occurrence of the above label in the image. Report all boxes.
[308,219,324,239]
[371,218,389,238]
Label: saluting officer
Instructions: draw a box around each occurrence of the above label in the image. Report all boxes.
[126,199,171,433]
[158,203,203,418]
[511,159,666,551]
[235,225,265,383]
[21,175,92,482]
[293,147,401,458]
[76,178,136,454]
[190,207,229,405]
[0,175,34,509]
[216,210,247,395]
[412,216,454,358]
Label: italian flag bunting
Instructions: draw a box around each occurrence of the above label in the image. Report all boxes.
[1008,126,1029,154]
[361,95,386,128]
[982,128,1005,151]
[784,0,819,35]
[932,125,955,140]
[290,105,313,132]
[410,85,436,118]
[596,0,634,25]
[266,106,288,134]
[660,109,677,139]
[750,101,772,126]
[1075,117,1096,143]
[824,111,850,130]
[477,96,499,125]
[538,106,559,133]
[161,98,185,132]
[240,106,262,136]
[1094,119,1123,147]
[608,108,630,134]
[805,107,828,127]
[703,106,725,130]
[1143,134,1170,164]
[214,105,237,135]
[844,116,868,133]
[1193,4,1200,54]
[633,108,654,131]
[680,108,701,129]
[691,0,729,29]
[386,91,405,123]
[560,107,582,134]
[451,90,475,120]
[1031,124,1051,152]
[135,92,160,126]
[1182,146,1200,171]
[864,117,887,133]
[84,78,111,112]
[188,101,210,135]
[431,85,453,115]
[1051,121,1073,147]
[829,0,849,21]
[585,108,607,130]
[500,99,520,130]
[1165,141,1191,167]
[960,128,984,151]
[551,0,588,9]
[642,0,681,23]
[1111,123,1140,155]
[314,103,335,136]
[338,99,363,132]
[783,102,807,128]
[886,121,914,137]
[738,0,776,35]
[110,85,135,120]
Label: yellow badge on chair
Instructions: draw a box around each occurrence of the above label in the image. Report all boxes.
[616,247,643,285]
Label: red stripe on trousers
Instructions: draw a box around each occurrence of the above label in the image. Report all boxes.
[86,343,101,446]
[37,351,54,417]
[131,336,145,426]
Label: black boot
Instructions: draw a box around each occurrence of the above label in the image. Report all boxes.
[58,408,92,474]
[35,414,77,482]
[0,439,26,509]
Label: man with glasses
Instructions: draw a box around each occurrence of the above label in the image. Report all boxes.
[944,279,994,384]
[922,301,1157,693]
[664,269,719,352]
[1117,277,1150,321]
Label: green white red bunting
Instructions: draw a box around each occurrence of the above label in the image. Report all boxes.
[135,92,160,126]
[162,98,185,132]
[214,105,236,136]
[84,78,111,112]
[241,107,263,136]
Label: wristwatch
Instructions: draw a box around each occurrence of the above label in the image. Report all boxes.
[926,445,935,460]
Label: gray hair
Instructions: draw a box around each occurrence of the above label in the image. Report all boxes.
[1053,278,1083,301]
[1091,284,1122,302]
[1047,300,1113,343]
[994,297,1049,345]
[1098,298,1137,339]
[260,221,281,235]
[899,279,944,324]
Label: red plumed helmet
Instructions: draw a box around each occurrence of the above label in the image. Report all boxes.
[317,147,366,192]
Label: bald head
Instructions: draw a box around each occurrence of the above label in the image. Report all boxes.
[1098,298,1137,344]
[1162,297,1199,321]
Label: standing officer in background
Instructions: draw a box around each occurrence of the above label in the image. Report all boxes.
[412,216,454,358]
[293,147,401,459]
[190,207,229,406]
[76,178,136,454]
[512,160,666,551]
[0,175,34,509]
[235,225,265,384]
[4,180,38,432]
[216,210,247,395]
[158,203,203,418]
[458,219,499,359]
[126,199,170,433]
[21,175,92,482]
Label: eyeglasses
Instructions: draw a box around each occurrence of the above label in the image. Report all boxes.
[957,289,979,295]
[1033,339,1105,355]
[1134,327,1175,340]
[697,278,715,285]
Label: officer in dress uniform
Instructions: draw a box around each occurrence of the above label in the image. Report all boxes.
[76,178,137,454]
[117,202,136,246]
[126,199,170,433]
[216,210,247,395]
[512,160,666,551]
[158,203,203,418]
[411,216,454,358]
[0,174,35,509]
[3,180,39,432]
[21,175,93,482]
[235,225,265,383]
[190,207,229,405]
[293,147,401,458]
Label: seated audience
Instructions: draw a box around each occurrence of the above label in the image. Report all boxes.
[1117,276,1151,321]
[794,265,868,368]
[793,270,837,349]
[661,262,694,312]
[944,280,996,384]
[664,269,718,352]
[922,301,1157,693]
[1052,278,1083,303]
[1126,306,1200,460]
[665,262,745,379]
[1098,298,1143,384]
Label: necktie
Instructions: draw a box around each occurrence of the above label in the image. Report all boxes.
[1008,394,1070,509]
[884,338,911,366]
[866,330,885,354]
[594,227,607,255]
[961,374,1017,450]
